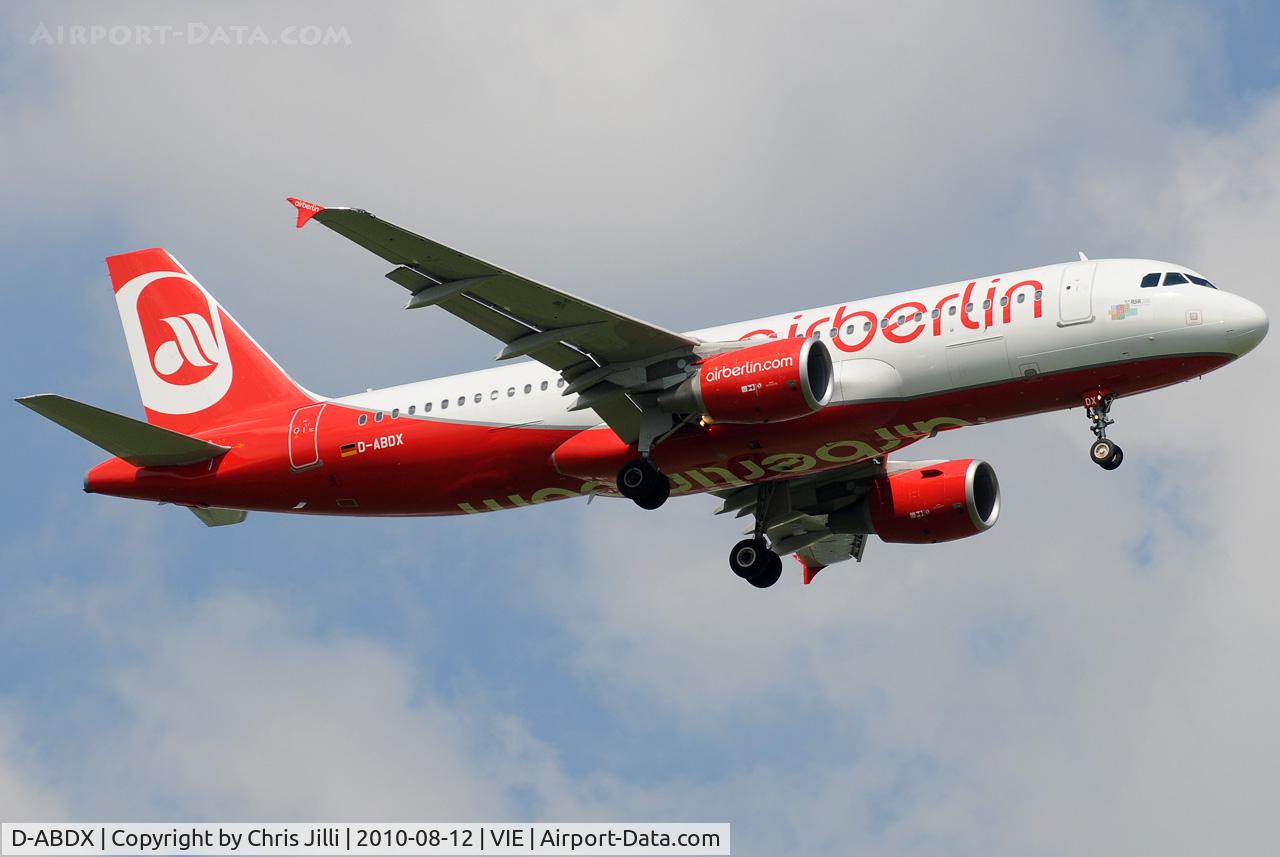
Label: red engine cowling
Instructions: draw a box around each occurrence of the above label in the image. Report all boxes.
[831,459,1000,544]
[657,338,833,423]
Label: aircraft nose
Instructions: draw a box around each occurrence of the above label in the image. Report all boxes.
[1225,294,1268,357]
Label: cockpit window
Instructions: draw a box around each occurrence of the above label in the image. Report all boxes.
[1164,272,1188,286]
[1187,274,1217,289]
[1140,273,1160,288]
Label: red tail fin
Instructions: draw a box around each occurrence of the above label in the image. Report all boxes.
[107,248,312,434]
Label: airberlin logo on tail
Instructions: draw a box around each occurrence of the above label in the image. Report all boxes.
[152,313,224,375]
[116,270,234,414]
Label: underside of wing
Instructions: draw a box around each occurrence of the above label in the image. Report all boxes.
[715,458,953,585]
[292,199,700,442]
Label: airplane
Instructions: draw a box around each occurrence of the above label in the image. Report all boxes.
[18,198,1268,588]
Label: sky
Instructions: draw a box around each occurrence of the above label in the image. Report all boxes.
[1,1,1278,854]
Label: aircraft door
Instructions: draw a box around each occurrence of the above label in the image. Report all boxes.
[289,403,326,470]
[1059,262,1096,325]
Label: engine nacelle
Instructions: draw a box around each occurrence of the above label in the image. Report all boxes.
[829,459,1000,544]
[657,337,833,424]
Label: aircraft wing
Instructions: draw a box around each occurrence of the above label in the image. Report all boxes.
[289,198,700,442]
[715,458,948,584]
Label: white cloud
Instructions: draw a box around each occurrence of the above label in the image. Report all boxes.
[0,706,67,819]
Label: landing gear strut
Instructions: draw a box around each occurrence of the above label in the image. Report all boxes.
[616,458,671,509]
[1085,393,1124,470]
[728,483,782,588]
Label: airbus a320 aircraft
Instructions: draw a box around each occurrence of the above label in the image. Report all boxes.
[19,199,1268,587]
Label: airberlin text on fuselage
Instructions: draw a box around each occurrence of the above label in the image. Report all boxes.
[458,416,973,513]
[739,278,1044,349]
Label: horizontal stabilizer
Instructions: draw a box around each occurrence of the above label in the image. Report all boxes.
[16,394,230,467]
[189,506,248,527]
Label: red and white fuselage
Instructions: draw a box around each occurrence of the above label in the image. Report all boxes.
[81,254,1266,517]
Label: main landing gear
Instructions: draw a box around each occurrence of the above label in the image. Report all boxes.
[727,482,782,588]
[1085,393,1124,470]
[729,537,783,589]
[616,458,671,509]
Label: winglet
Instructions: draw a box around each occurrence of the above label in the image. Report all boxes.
[287,197,325,228]
[797,556,826,585]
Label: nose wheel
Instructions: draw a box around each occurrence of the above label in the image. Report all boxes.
[1085,393,1124,470]
[616,458,671,509]
[1090,438,1124,470]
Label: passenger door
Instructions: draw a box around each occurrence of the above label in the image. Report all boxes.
[288,403,326,470]
[1059,262,1096,325]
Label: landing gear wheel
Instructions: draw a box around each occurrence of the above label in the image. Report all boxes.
[747,552,783,589]
[1085,394,1124,471]
[634,474,670,510]
[729,537,782,588]
[1090,439,1124,470]
[616,458,671,509]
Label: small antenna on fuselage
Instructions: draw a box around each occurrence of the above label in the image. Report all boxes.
[1078,251,1089,261]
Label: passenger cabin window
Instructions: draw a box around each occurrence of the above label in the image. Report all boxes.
[540,381,549,391]
[1140,273,1161,288]
[391,408,399,419]
[441,399,449,410]
[408,405,415,415]
[424,402,432,413]
[1188,275,1217,289]
[375,412,383,423]
[474,393,482,403]
[557,379,566,388]
[490,390,498,400]
[457,396,465,407]
[507,387,516,397]
[1164,272,1188,286]
[358,414,368,426]
[524,384,532,394]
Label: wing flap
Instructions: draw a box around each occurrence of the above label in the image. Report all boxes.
[17,394,230,467]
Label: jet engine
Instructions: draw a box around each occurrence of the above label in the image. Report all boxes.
[657,337,833,424]
[828,459,1000,544]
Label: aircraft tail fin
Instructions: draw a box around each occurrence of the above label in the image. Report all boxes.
[16,394,230,467]
[106,248,313,434]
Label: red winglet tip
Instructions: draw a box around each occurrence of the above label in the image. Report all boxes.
[287,197,324,228]
[796,556,826,585]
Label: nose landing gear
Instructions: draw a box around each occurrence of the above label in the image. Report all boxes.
[1085,392,1123,470]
